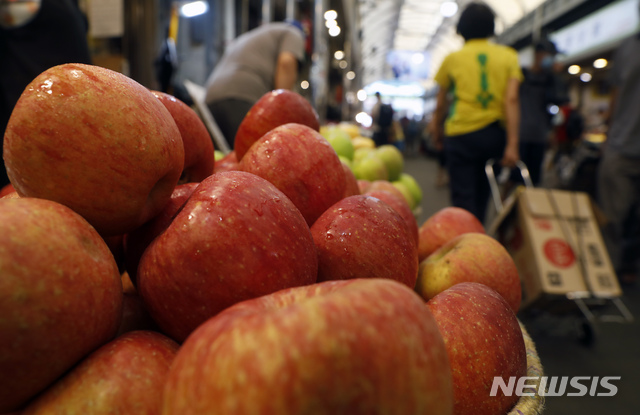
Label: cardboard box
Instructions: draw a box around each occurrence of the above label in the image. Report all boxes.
[488,187,622,308]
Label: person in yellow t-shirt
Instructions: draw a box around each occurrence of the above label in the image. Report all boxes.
[431,2,522,224]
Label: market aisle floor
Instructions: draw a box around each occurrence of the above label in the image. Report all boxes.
[404,154,640,415]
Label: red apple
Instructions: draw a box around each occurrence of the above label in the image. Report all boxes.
[116,274,159,336]
[342,161,360,198]
[213,150,240,172]
[162,279,453,415]
[123,182,199,284]
[427,282,527,415]
[367,180,408,203]
[416,232,522,312]
[0,190,19,199]
[365,189,419,247]
[151,91,215,183]
[234,89,320,160]
[239,123,346,225]
[418,207,485,262]
[0,183,14,198]
[117,293,160,337]
[21,331,179,415]
[138,171,318,342]
[3,63,184,236]
[121,272,137,295]
[0,197,123,412]
[311,195,419,288]
[357,179,372,194]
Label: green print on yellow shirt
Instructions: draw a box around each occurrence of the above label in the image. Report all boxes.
[476,54,494,109]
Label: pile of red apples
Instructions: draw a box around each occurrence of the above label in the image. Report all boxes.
[0,64,529,415]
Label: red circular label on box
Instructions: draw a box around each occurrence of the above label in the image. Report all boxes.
[543,238,575,268]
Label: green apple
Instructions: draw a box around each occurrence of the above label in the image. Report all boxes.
[352,136,376,150]
[353,148,375,165]
[353,155,389,181]
[375,145,404,181]
[338,156,353,170]
[326,128,355,161]
[396,173,423,206]
[392,181,417,209]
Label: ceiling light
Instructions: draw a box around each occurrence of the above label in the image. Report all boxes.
[346,71,356,80]
[580,73,592,82]
[357,89,367,101]
[568,65,581,75]
[180,1,209,18]
[325,19,338,28]
[328,26,341,37]
[593,58,608,69]
[300,80,309,90]
[334,50,345,60]
[440,1,458,18]
[411,53,425,65]
[324,10,337,21]
[339,60,348,69]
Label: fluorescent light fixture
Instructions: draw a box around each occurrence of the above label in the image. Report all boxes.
[300,80,309,90]
[440,1,458,18]
[329,26,341,37]
[180,1,209,18]
[357,89,368,101]
[346,71,356,80]
[593,58,608,69]
[324,10,337,20]
[334,50,345,60]
[580,73,592,82]
[339,60,348,69]
[568,65,581,75]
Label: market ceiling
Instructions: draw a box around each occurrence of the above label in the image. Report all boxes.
[358,0,548,88]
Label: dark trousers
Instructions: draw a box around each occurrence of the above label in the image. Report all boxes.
[517,141,546,186]
[373,128,390,147]
[207,98,254,150]
[444,122,506,225]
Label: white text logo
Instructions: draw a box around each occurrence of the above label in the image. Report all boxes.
[490,376,620,397]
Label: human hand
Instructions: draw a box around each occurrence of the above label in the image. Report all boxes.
[501,144,519,168]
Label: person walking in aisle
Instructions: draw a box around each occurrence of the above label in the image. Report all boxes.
[204,21,306,148]
[431,1,522,224]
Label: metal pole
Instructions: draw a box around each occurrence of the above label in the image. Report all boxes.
[262,0,273,24]
[224,0,236,44]
[241,0,249,33]
[286,0,296,21]
[311,0,329,123]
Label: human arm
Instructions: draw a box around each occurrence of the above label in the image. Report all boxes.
[274,51,300,90]
[431,88,449,150]
[502,77,520,167]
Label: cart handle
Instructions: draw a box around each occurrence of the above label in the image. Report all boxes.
[485,159,534,214]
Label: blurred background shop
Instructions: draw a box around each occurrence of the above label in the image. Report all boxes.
[3,0,640,413]
[72,0,637,137]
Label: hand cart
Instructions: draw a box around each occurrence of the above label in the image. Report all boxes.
[485,159,633,347]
